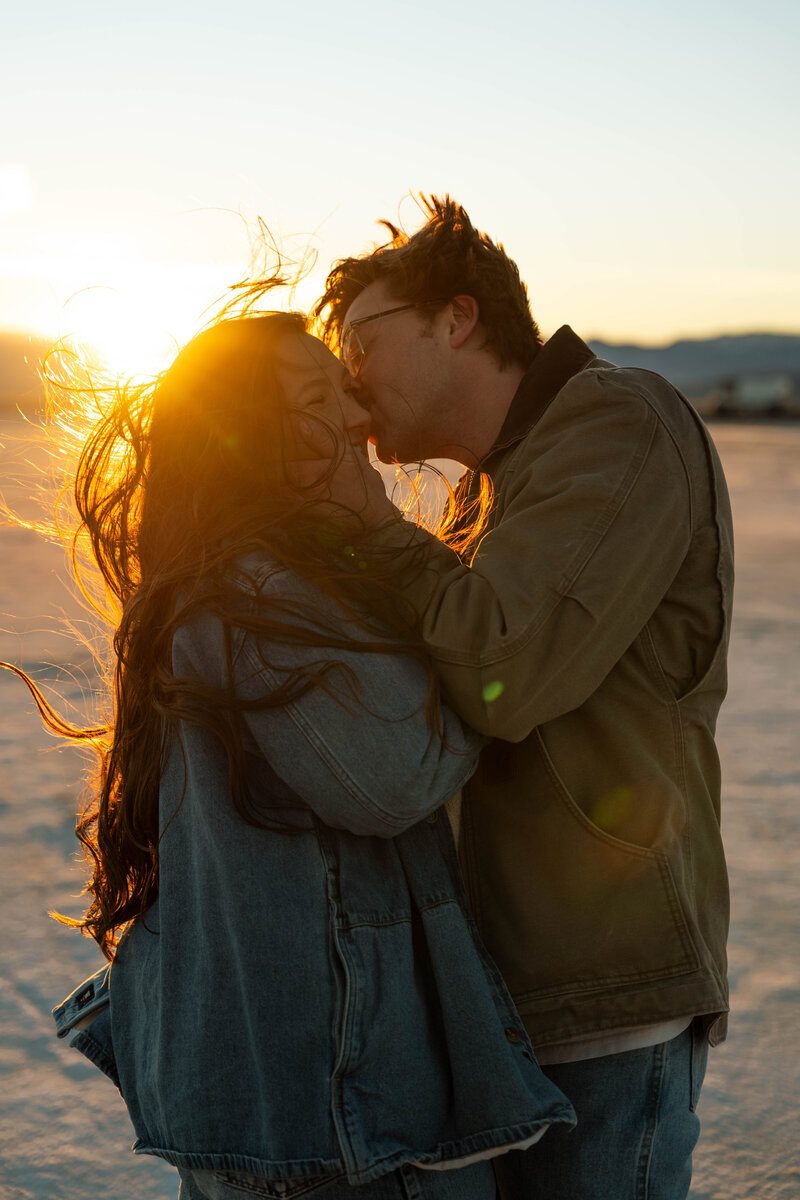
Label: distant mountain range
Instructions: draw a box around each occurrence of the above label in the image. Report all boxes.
[587,333,800,395]
[2,329,800,410]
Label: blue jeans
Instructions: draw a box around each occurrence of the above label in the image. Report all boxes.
[494,1021,708,1200]
[178,1160,497,1199]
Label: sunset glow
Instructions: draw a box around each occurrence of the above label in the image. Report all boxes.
[59,275,213,378]
[8,247,247,377]
[64,287,178,377]
[1,2,797,350]
[0,166,33,219]
[0,9,798,1200]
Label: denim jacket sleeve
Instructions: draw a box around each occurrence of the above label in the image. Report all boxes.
[230,566,484,838]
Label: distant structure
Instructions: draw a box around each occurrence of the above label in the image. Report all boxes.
[699,374,800,419]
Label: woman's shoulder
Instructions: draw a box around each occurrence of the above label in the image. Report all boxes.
[232,551,325,604]
[171,556,296,654]
[231,550,291,593]
[173,550,385,684]
[174,553,348,662]
[232,551,373,632]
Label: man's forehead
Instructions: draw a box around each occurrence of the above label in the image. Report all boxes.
[344,281,398,326]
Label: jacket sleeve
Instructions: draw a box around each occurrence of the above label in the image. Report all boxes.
[361,372,693,741]
[233,570,484,838]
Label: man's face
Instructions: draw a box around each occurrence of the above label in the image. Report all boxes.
[342,282,451,464]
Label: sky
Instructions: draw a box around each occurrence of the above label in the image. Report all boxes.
[1,0,798,373]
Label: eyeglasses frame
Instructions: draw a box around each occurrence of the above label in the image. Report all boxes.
[340,299,450,377]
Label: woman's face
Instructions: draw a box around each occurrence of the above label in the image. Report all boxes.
[275,333,371,459]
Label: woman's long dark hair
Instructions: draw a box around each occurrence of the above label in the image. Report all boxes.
[2,311,488,960]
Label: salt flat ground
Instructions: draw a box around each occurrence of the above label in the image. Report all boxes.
[0,416,798,1199]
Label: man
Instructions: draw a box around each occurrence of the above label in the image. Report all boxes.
[311,196,733,1199]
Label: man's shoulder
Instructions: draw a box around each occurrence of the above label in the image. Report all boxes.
[559,361,686,414]
[487,360,711,509]
[540,360,708,458]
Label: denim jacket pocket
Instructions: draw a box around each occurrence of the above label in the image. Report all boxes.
[69,1005,121,1091]
[53,966,121,1091]
[53,965,110,1037]
[191,1168,344,1198]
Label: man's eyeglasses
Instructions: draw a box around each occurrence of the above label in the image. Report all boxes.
[340,299,448,377]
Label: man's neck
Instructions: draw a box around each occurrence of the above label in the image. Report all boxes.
[438,361,526,468]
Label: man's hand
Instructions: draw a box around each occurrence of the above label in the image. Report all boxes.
[286,413,398,531]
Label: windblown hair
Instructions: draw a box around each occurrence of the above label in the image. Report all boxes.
[2,312,446,960]
[313,194,543,369]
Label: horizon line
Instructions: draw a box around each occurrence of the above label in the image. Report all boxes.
[2,323,800,353]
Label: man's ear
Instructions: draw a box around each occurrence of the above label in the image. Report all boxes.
[449,295,479,349]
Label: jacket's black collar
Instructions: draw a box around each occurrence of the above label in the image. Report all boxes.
[483,326,596,464]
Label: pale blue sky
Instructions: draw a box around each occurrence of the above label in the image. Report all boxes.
[2,0,797,368]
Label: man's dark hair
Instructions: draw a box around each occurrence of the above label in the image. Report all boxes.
[313,195,542,369]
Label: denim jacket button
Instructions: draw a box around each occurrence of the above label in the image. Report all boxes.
[426,812,439,824]
[505,1027,521,1044]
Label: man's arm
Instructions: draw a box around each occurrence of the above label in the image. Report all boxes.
[356,372,693,741]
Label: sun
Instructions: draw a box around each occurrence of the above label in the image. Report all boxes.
[46,235,241,379]
[23,221,312,379]
[61,284,176,374]
[62,283,193,379]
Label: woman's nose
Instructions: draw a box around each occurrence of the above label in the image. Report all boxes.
[343,393,371,433]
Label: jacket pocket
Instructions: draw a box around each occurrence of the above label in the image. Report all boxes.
[471,731,701,1006]
[70,1007,121,1091]
[196,1169,343,1198]
[641,619,728,705]
[53,967,121,1090]
[53,965,111,1036]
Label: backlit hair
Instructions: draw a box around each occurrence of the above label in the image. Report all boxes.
[2,312,447,958]
[313,194,542,369]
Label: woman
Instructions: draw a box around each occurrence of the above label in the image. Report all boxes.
[9,313,574,1198]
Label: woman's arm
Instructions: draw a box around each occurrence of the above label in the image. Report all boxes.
[231,568,485,838]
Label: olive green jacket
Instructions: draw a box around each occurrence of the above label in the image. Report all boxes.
[369,326,732,1051]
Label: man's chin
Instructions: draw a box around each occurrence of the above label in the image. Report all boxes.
[370,432,421,466]
[369,434,396,465]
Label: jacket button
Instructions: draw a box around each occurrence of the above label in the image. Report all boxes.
[505,1027,521,1044]
[426,812,438,824]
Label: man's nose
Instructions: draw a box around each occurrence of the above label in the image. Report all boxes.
[351,376,373,408]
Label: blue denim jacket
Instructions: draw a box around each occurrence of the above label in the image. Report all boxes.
[53,559,575,1185]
